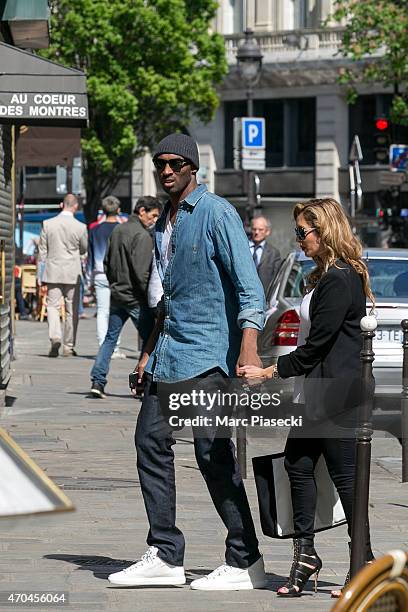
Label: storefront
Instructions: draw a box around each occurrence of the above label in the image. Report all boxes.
[0,38,88,402]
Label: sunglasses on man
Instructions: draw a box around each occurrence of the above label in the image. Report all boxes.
[153,158,190,173]
[294,226,317,241]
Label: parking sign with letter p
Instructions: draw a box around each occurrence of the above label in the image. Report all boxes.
[242,118,265,149]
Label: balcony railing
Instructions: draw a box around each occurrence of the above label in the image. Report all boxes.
[224,27,346,63]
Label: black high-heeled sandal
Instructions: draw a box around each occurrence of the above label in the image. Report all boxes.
[277,538,322,598]
[331,562,375,598]
[331,570,350,598]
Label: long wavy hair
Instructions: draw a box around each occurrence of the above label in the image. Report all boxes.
[294,198,375,305]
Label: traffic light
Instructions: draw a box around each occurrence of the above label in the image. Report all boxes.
[374,116,391,163]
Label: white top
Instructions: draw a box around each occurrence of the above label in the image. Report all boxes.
[293,288,315,404]
[148,257,163,308]
[161,212,173,273]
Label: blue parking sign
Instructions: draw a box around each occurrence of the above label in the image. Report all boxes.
[390,144,408,172]
[242,118,265,149]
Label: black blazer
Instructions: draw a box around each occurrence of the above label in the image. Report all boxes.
[256,242,282,296]
[277,261,367,421]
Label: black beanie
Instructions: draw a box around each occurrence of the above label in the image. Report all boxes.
[153,133,200,170]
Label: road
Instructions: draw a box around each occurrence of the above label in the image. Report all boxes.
[1,314,407,611]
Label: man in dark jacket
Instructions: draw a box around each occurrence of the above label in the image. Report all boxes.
[90,196,162,397]
[249,216,281,297]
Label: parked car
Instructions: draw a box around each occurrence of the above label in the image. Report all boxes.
[258,248,408,419]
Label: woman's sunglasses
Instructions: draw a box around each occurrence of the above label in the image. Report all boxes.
[153,158,189,173]
[294,226,316,241]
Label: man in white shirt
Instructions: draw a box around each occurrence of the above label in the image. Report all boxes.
[38,194,88,357]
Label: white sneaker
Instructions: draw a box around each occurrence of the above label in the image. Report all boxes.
[108,546,186,586]
[111,350,127,360]
[190,556,266,591]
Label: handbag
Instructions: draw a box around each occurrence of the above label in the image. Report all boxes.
[252,452,346,539]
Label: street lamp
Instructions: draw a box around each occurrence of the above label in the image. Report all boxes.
[234,30,263,478]
[236,29,263,117]
[235,29,263,231]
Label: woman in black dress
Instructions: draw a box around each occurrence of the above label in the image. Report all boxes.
[239,198,375,597]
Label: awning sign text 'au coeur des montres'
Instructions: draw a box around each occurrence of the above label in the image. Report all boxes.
[0,93,87,119]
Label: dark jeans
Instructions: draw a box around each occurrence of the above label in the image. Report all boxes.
[135,371,261,568]
[91,301,154,386]
[284,434,373,559]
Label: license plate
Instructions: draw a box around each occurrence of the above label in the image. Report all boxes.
[375,328,402,343]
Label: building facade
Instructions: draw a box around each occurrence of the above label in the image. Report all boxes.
[188,0,407,255]
[19,1,408,256]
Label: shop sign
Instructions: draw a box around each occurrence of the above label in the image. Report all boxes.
[0,92,88,120]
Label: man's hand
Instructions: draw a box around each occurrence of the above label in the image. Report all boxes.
[131,351,150,397]
[38,283,47,296]
[236,328,262,376]
[237,364,266,379]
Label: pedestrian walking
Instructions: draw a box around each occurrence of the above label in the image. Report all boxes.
[108,133,266,590]
[38,194,87,357]
[90,196,162,398]
[239,198,375,597]
[14,247,28,320]
[86,195,125,358]
[249,215,281,296]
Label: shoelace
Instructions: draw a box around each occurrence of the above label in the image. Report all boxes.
[207,564,233,578]
[124,547,158,572]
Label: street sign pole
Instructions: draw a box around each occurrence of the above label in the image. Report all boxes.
[349,135,363,219]
[233,116,266,232]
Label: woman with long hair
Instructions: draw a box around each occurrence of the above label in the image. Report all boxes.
[239,198,375,597]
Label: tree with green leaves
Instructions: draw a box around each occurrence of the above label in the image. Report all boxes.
[330,0,408,125]
[42,0,227,221]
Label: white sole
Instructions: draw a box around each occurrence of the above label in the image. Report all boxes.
[90,390,105,398]
[190,579,266,591]
[108,576,186,587]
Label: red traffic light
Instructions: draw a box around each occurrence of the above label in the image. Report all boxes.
[375,117,389,131]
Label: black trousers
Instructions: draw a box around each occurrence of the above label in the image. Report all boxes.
[284,434,373,559]
[135,371,260,568]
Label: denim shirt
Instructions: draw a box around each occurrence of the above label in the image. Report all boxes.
[145,184,265,382]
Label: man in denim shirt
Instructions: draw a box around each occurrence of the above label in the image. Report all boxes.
[108,134,266,590]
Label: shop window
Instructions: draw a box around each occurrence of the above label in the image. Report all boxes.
[224,97,315,168]
[224,100,247,168]
[25,167,55,175]
[287,98,316,167]
[254,100,284,167]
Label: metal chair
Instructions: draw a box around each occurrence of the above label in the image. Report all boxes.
[332,550,408,611]
[19,264,37,315]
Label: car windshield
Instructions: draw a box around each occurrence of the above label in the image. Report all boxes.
[284,260,315,298]
[283,257,408,299]
[368,259,408,298]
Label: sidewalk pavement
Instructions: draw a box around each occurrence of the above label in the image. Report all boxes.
[1,315,407,612]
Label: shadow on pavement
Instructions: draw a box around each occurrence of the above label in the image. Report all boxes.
[36,353,97,360]
[65,391,135,400]
[43,554,301,590]
[44,554,131,579]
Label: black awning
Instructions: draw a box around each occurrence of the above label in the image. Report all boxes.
[0,42,88,127]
